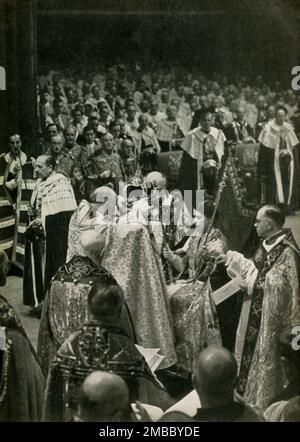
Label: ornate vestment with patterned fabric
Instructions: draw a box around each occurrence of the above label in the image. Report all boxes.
[225,229,300,409]
[167,227,227,372]
[102,224,177,369]
[37,255,134,377]
[43,320,165,421]
[67,215,177,369]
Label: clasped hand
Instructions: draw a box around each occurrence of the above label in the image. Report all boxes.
[198,246,210,261]
[216,253,227,264]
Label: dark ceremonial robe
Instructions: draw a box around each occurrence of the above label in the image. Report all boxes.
[41,172,77,290]
[258,120,300,211]
[23,178,46,307]
[37,255,135,377]
[44,320,164,421]
[0,295,44,421]
[226,229,300,409]
[160,402,264,422]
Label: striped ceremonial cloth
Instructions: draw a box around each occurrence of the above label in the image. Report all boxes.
[0,154,35,269]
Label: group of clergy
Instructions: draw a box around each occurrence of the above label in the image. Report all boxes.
[0,70,300,420]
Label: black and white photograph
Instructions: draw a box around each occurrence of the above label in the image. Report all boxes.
[0,0,300,425]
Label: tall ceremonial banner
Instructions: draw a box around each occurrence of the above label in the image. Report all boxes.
[0,155,35,270]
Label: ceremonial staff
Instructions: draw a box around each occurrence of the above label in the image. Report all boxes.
[18,152,40,307]
[193,141,234,282]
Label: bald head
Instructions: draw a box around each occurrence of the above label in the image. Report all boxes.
[144,171,166,190]
[193,345,237,401]
[78,371,130,421]
[259,205,285,228]
[64,125,76,147]
[35,155,55,178]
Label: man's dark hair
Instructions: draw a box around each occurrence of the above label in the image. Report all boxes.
[198,108,212,120]
[72,108,82,118]
[53,98,64,107]
[87,279,123,320]
[83,125,95,135]
[263,205,285,228]
[109,120,121,130]
[91,85,100,94]
[46,123,58,132]
[275,105,288,115]
[125,99,135,108]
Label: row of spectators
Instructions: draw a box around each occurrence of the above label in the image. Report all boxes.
[36,64,300,206]
[38,64,300,141]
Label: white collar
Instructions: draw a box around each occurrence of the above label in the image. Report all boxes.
[262,232,286,252]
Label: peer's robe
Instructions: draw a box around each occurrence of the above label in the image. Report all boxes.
[258,120,300,211]
[0,152,35,270]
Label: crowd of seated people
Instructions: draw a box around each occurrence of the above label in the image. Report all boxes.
[36,63,300,205]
